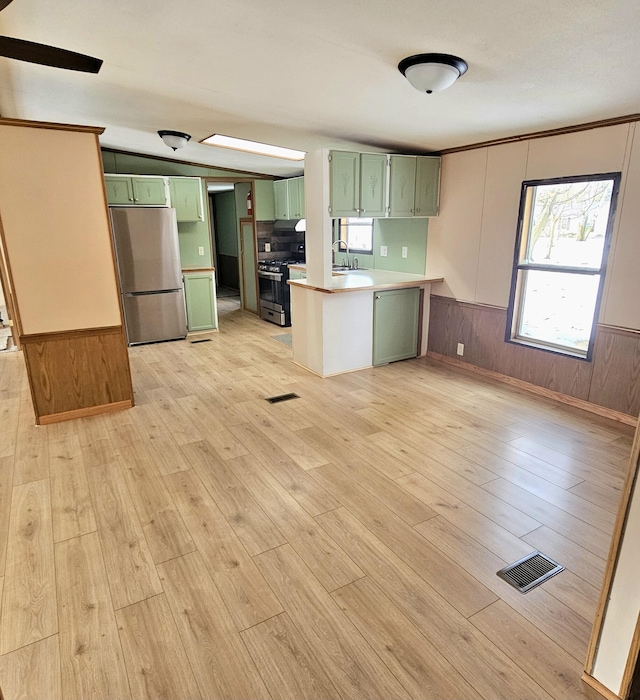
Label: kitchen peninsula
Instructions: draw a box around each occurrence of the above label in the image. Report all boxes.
[289,149,443,377]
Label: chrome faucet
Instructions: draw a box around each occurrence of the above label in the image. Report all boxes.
[353,257,358,270]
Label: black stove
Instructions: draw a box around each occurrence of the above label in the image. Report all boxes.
[258,259,299,273]
[257,260,297,327]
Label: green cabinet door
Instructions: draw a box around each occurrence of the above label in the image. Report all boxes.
[254,179,276,221]
[289,269,307,280]
[330,151,360,216]
[288,177,305,219]
[169,177,203,221]
[373,287,420,366]
[359,153,388,217]
[184,272,217,331]
[274,180,289,219]
[240,220,258,313]
[131,176,167,205]
[389,156,417,217]
[414,157,440,217]
[105,176,134,204]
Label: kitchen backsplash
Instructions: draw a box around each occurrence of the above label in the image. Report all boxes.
[257,222,305,262]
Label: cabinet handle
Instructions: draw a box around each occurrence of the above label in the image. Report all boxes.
[416,208,421,213]
[375,294,381,299]
[362,209,366,213]
[129,197,134,201]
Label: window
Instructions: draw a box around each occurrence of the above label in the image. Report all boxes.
[506,173,620,359]
[336,217,374,254]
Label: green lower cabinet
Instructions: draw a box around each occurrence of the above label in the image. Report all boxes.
[288,269,306,280]
[183,272,217,331]
[372,287,420,366]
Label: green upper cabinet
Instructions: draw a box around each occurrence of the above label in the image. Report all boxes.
[329,151,360,217]
[359,154,387,217]
[414,157,441,217]
[274,179,289,219]
[131,177,167,205]
[105,175,168,206]
[389,155,441,217]
[330,151,388,218]
[169,177,204,222]
[389,156,417,217]
[288,177,305,219]
[105,176,134,204]
[273,177,305,219]
[254,179,276,221]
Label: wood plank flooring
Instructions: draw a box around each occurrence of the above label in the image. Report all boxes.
[0,301,635,699]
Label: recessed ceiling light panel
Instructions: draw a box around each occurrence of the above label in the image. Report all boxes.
[201,134,305,161]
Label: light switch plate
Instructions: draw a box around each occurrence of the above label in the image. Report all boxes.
[380,245,388,257]
[402,246,408,258]
[198,246,205,256]
[265,242,271,252]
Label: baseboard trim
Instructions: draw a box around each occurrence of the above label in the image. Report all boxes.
[426,351,637,426]
[38,399,133,425]
[581,673,622,700]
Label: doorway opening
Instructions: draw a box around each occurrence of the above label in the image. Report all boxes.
[206,179,258,323]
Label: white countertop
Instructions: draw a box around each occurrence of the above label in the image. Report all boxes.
[288,267,443,294]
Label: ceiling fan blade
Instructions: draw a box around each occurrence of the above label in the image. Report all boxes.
[0,36,102,73]
[0,0,15,10]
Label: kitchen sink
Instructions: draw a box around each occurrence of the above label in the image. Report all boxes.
[332,266,367,271]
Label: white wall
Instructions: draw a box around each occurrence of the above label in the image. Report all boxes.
[427,123,640,328]
[0,124,121,334]
[592,462,640,695]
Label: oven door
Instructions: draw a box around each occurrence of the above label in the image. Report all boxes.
[258,270,284,307]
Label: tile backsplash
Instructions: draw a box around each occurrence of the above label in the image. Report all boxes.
[257,221,305,261]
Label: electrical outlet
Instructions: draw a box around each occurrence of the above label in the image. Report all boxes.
[402,246,408,258]
[457,342,464,356]
[198,246,205,256]
[380,245,388,257]
[265,242,271,253]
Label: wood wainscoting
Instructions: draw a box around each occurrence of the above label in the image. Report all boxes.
[428,295,640,419]
[20,325,134,424]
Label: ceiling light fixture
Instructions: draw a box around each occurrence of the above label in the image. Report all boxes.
[201,134,305,161]
[398,53,468,94]
[158,130,191,151]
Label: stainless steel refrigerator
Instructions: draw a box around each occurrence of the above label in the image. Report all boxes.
[110,207,187,345]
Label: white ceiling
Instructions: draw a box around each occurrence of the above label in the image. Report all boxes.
[1,0,639,177]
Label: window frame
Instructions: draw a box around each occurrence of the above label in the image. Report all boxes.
[335,217,374,255]
[505,172,621,361]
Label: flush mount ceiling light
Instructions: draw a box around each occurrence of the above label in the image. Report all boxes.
[201,134,305,161]
[398,53,468,94]
[158,130,191,151]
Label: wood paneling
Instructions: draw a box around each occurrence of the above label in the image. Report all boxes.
[21,326,133,424]
[428,295,640,418]
[589,326,640,416]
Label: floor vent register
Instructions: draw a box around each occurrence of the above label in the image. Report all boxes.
[265,393,300,404]
[497,551,564,593]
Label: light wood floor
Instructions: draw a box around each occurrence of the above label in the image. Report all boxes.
[0,302,634,700]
